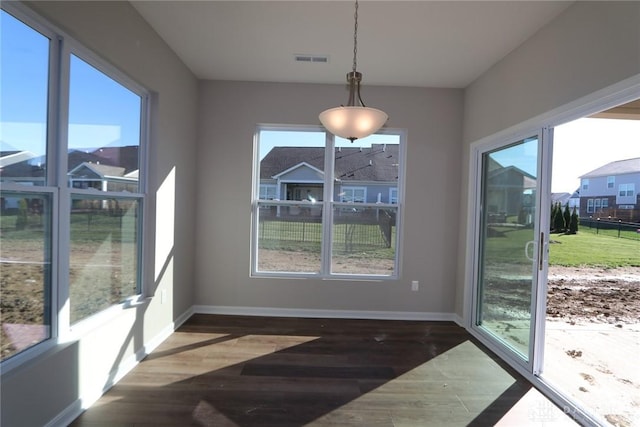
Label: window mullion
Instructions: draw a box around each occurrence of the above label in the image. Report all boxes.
[321,133,335,276]
[56,38,72,338]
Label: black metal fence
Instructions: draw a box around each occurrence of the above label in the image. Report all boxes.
[258,208,395,252]
[580,217,640,241]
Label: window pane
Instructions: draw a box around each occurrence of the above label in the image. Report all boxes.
[334,135,400,204]
[256,202,322,273]
[0,191,52,361]
[331,206,397,276]
[0,11,50,186]
[258,130,326,202]
[68,55,141,192]
[69,197,140,324]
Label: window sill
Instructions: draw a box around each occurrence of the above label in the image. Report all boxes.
[62,295,151,343]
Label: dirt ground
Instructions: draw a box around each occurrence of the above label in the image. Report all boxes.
[547,266,640,324]
[545,266,640,427]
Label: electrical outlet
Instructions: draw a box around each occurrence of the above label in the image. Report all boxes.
[411,280,419,291]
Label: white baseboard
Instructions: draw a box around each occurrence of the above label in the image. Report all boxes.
[47,306,195,427]
[453,314,464,327]
[45,400,82,427]
[193,305,456,322]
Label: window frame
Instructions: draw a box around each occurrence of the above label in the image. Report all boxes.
[251,124,405,280]
[581,178,589,191]
[586,198,594,213]
[0,2,150,370]
[259,184,278,200]
[389,187,398,204]
[618,183,635,197]
[341,186,367,203]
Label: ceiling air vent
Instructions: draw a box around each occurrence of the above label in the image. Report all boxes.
[294,54,329,64]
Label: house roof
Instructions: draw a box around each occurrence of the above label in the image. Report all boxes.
[1,146,139,178]
[69,162,126,178]
[260,144,399,182]
[580,157,640,178]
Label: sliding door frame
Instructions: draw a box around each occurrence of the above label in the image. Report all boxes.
[468,128,552,374]
[462,73,640,427]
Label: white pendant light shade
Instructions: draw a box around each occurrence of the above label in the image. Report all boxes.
[319,106,388,142]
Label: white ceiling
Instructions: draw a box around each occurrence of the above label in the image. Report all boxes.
[131,1,572,89]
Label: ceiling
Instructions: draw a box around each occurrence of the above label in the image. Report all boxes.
[131,1,573,89]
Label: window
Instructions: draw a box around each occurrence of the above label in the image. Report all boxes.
[601,198,609,209]
[341,186,366,203]
[619,183,635,197]
[594,198,601,211]
[607,176,615,189]
[67,54,144,324]
[259,184,277,200]
[0,9,52,362]
[587,199,594,213]
[0,6,147,365]
[389,187,398,204]
[582,179,589,191]
[252,127,404,278]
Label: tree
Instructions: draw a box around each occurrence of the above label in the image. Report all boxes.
[569,206,579,234]
[553,202,565,233]
[563,203,571,231]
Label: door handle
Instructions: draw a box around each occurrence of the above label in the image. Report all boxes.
[525,240,535,261]
[539,232,545,271]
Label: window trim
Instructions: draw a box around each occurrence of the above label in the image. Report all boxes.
[607,176,615,189]
[341,186,367,203]
[0,2,150,371]
[618,183,635,197]
[259,184,278,200]
[389,187,398,204]
[581,178,589,191]
[586,198,594,213]
[251,124,405,280]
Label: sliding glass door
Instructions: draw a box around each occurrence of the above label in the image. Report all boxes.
[473,132,550,369]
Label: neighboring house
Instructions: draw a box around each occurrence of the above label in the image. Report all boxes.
[68,162,138,192]
[484,157,537,224]
[0,146,139,188]
[1,147,139,211]
[552,189,580,216]
[579,157,640,221]
[259,144,399,205]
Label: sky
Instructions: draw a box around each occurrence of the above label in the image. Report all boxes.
[552,118,640,193]
[1,10,141,156]
[489,118,640,194]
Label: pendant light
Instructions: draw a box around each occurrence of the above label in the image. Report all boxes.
[319,0,388,142]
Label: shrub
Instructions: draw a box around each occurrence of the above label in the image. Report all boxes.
[569,206,579,234]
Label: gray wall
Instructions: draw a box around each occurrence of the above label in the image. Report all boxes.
[456,1,640,316]
[196,81,464,314]
[1,2,199,425]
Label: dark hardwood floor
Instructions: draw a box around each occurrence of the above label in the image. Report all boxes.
[71,314,576,426]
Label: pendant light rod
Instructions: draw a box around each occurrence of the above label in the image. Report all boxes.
[319,0,388,142]
[352,0,359,74]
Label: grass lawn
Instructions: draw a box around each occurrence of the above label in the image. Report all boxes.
[548,231,640,268]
